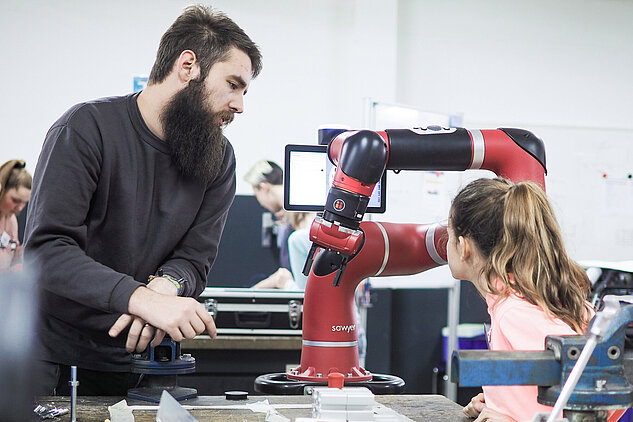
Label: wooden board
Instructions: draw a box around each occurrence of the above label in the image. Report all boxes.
[35,394,470,421]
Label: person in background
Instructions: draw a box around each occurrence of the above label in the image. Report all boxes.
[286,211,315,290]
[24,5,262,396]
[244,160,291,264]
[244,159,315,289]
[0,159,31,272]
[252,210,315,290]
[448,178,624,422]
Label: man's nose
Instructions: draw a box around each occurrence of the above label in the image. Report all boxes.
[229,94,244,114]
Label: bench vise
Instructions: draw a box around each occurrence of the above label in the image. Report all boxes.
[451,300,633,420]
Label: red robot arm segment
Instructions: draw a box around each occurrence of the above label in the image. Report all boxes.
[368,221,448,277]
[290,221,448,382]
[384,127,546,187]
[288,126,548,385]
[322,130,389,228]
[303,130,390,283]
[310,126,546,261]
[475,128,547,188]
[308,216,364,257]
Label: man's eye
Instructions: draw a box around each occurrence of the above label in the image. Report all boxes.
[229,82,237,89]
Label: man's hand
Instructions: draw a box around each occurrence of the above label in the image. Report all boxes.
[108,285,216,352]
[127,290,216,341]
[108,276,181,352]
[108,314,160,352]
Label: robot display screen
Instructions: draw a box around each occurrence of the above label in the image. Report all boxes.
[283,144,386,213]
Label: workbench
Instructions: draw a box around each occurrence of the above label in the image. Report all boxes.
[36,394,470,421]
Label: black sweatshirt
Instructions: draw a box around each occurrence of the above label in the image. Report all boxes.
[24,93,236,371]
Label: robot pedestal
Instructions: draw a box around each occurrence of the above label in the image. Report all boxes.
[254,372,405,395]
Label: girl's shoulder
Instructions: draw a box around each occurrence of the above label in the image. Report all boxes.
[487,292,542,320]
[489,294,578,351]
[492,293,578,332]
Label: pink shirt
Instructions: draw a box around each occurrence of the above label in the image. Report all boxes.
[483,291,624,422]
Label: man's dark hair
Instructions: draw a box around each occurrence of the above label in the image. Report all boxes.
[148,4,262,84]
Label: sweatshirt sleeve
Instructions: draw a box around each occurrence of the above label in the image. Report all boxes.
[159,142,236,298]
[24,122,143,314]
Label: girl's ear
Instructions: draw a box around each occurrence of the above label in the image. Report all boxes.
[458,236,472,262]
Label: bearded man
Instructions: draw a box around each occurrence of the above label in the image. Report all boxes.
[24,5,262,396]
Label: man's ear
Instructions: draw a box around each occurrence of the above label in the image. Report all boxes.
[176,50,200,82]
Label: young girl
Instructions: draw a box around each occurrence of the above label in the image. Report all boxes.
[447,177,624,422]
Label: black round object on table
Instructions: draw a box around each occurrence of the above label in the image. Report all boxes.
[254,373,405,395]
[225,390,248,400]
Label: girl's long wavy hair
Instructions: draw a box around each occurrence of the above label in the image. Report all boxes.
[449,177,591,333]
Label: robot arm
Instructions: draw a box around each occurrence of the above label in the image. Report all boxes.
[304,126,547,283]
[281,125,548,385]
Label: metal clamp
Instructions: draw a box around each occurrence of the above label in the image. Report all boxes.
[288,300,302,329]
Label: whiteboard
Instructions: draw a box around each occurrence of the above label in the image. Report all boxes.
[520,124,633,262]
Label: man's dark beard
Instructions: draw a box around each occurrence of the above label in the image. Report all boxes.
[161,79,233,183]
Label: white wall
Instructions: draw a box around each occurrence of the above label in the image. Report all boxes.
[398,0,633,128]
[396,0,633,261]
[0,0,398,195]
[1,0,631,260]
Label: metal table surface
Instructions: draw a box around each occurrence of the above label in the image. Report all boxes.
[36,394,470,421]
[182,335,302,350]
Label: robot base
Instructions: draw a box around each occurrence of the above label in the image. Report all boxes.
[254,372,405,395]
[287,365,372,382]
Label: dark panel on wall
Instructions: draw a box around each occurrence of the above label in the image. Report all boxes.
[389,288,448,394]
[459,281,488,323]
[365,280,488,405]
[365,289,392,374]
[207,195,280,288]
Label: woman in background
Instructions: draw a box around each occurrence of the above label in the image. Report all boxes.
[245,159,317,290]
[0,159,32,271]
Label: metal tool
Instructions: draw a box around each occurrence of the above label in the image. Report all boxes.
[69,365,79,421]
[34,403,69,419]
[545,296,622,422]
[452,296,633,421]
